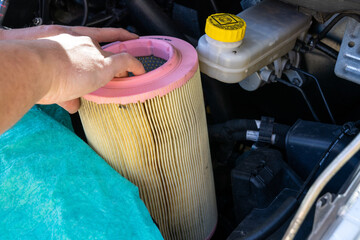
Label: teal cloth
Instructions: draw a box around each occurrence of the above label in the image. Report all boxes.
[0,105,163,240]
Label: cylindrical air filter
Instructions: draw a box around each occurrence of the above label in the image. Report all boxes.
[78,36,217,240]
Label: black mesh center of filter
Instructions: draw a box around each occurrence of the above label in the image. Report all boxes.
[119,55,167,108]
[137,55,167,72]
[128,55,167,76]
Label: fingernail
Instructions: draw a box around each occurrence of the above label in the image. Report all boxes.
[129,32,139,38]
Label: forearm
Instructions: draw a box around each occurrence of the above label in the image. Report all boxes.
[0,40,51,134]
[0,27,144,134]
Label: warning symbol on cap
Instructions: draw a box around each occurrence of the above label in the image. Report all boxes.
[212,14,239,25]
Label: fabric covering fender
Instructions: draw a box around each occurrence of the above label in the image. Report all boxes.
[0,105,163,240]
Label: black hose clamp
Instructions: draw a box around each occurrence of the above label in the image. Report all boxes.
[258,116,275,144]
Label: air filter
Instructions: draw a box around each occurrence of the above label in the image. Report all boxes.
[78,36,217,240]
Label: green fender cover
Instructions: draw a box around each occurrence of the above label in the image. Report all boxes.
[0,105,163,240]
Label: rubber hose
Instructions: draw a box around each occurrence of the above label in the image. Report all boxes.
[209,119,290,147]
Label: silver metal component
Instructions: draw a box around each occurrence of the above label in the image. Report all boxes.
[283,70,303,87]
[260,69,274,82]
[255,120,261,129]
[239,55,296,91]
[33,17,43,26]
[274,58,288,78]
[308,165,360,240]
[334,19,360,85]
[246,130,260,142]
[288,51,300,68]
[246,130,276,144]
[239,71,263,91]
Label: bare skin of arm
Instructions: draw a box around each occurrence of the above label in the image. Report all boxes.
[0,26,145,135]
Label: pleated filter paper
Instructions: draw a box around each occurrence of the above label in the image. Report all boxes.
[79,36,217,240]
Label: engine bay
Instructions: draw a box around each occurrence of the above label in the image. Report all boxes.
[3,0,360,239]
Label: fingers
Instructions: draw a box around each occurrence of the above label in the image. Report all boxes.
[0,25,139,43]
[0,25,71,40]
[0,26,48,40]
[57,53,145,114]
[58,99,80,114]
[111,53,146,75]
[102,50,114,58]
[103,53,145,82]
[57,53,145,113]
[70,27,139,43]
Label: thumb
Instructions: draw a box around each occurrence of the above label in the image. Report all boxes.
[58,98,80,114]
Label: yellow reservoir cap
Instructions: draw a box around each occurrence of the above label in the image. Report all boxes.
[205,13,246,42]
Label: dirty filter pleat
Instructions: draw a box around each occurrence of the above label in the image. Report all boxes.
[78,37,217,240]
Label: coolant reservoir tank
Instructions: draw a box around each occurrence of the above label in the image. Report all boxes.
[196,0,311,83]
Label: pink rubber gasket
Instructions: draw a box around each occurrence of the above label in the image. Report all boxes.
[83,36,199,104]
[205,221,218,240]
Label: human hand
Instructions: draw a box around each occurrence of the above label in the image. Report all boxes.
[2,25,145,113]
[0,25,139,43]
[0,26,146,134]
[36,33,145,113]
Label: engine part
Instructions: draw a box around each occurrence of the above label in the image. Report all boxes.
[196,0,311,84]
[279,0,360,14]
[283,132,360,240]
[283,69,304,87]
[286,120,360,192]
[308,165,360,240]
[238,67,268,91]
[334,18,360,85]
[289,66,336,124]
[275,78,321,122]
[299,14,360,60]
[228,189,298,240]
[78,37,217,240]
[2,0,39,27]
[208,118,290,148]
[315,13,360,42]
[239,53,300,91]
[315,41,338,60]
[228,148,302,240]
[294,123,357,202]
[231,148,302,222]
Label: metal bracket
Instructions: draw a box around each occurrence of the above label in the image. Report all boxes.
[308,167,360,240]
[334,18,360,85]
[283,69,304,87]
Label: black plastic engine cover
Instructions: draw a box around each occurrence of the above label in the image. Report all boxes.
[231,148,302,223]
[286,120,360,193]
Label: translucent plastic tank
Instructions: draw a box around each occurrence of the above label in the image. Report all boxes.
[197,0,311,83]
